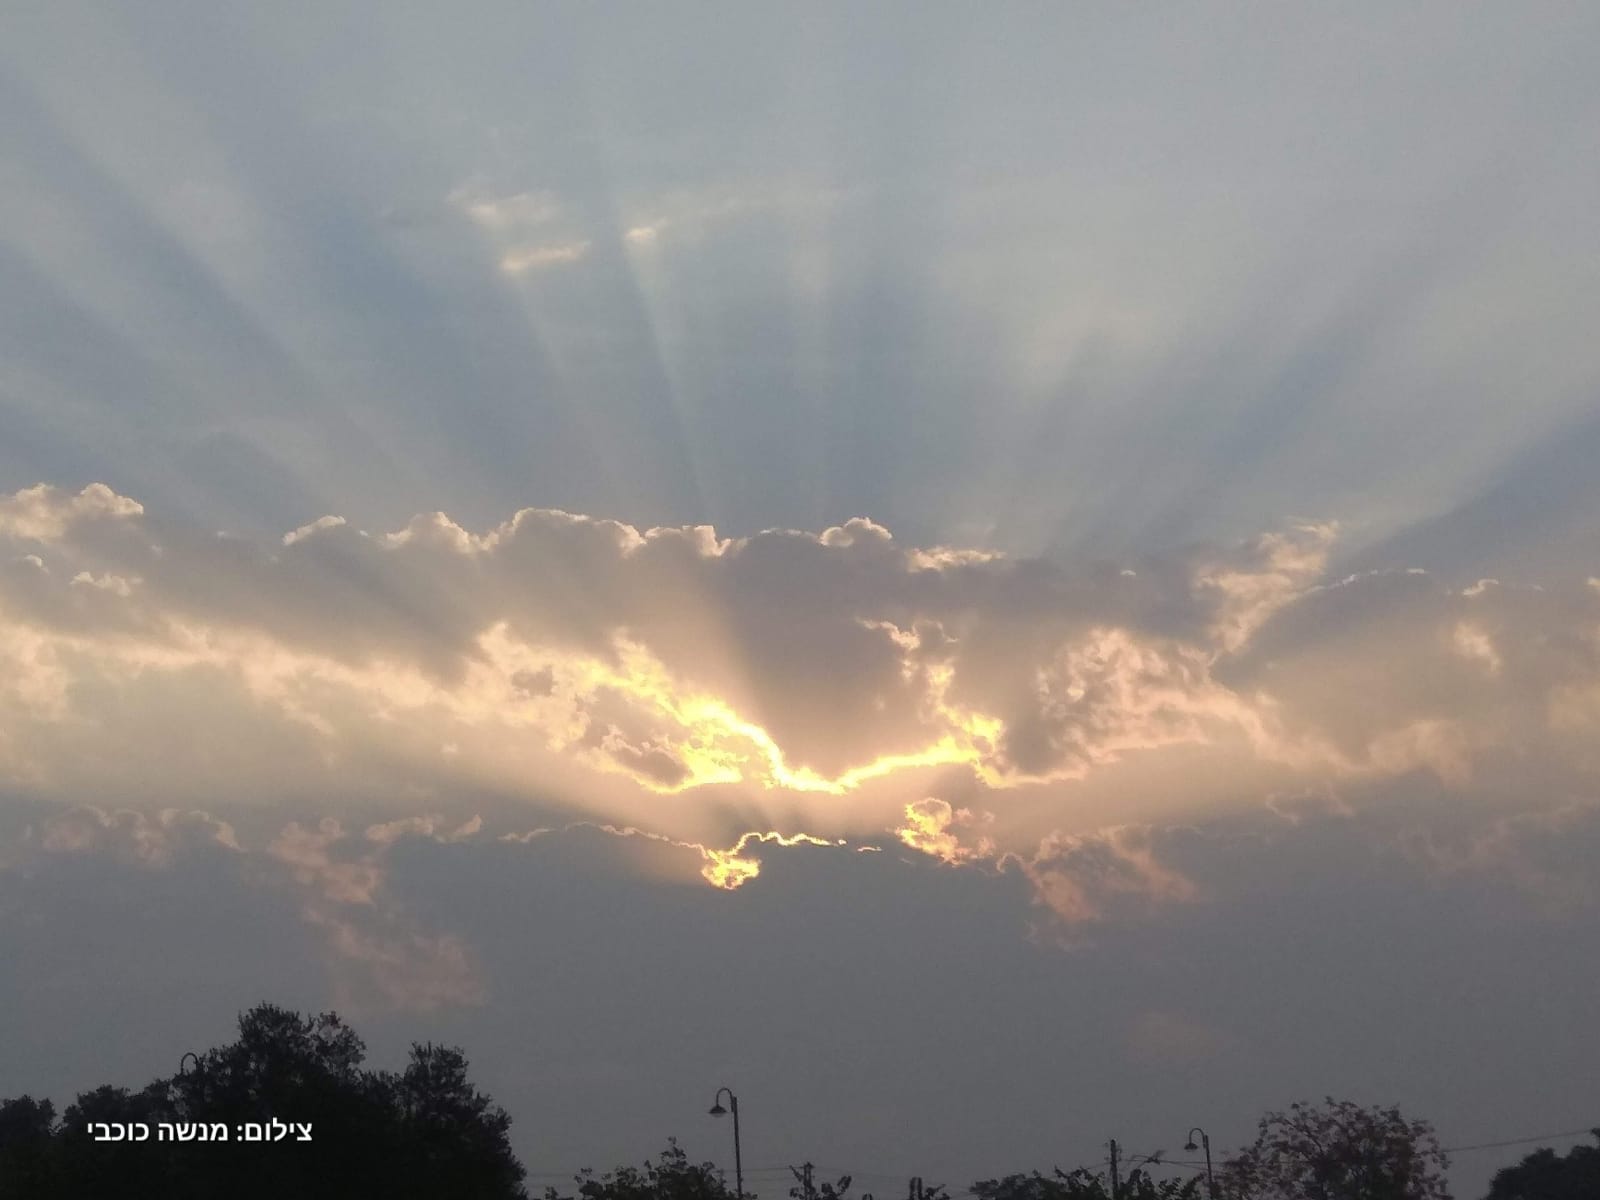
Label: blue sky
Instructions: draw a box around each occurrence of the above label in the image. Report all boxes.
[3,5,1600,1195]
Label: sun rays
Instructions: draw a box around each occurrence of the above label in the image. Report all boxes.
[5,479,1599,943]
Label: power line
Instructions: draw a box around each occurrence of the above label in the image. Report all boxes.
[1442,1127,1597,1155]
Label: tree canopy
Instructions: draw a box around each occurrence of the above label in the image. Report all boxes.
[1218,1098,1450,1200]
[0,1003,526,1200]
[973,1165,1200,1200]
[545,1139,737,1200]
[1483,1131,1600,1200]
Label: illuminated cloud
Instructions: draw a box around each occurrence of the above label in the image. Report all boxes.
[270,819,387,906]
[698,829,843,889]
[616,181,846,252]
[896,799,994,865]
[0,483,143,541]
[1015,825,1199,927]
[499,241,591,274]
[444,179,592,276]
[449,184,563,233]
[2,484,1598,924]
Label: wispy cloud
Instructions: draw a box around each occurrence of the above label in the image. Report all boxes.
[443,179,591,275]
[499,240,590,274]
[449,185,563,234]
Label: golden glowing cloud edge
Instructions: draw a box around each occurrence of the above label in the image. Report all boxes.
[3,483,1599,934]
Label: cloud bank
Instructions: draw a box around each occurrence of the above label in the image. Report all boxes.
[2,483,1598,924]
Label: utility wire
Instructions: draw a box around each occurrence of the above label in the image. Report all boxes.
[1441,1127,1596,1154]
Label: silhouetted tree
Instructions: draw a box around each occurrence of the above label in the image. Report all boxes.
[54,1084,181,1198]
[973,1166,1199,1200]
[0,1096,58,1197]
[0,1002,527,1200]
[1483,1131,1600,1200]
[546,1139,738,1200]
[380,1041,526,1198]
[1219,1098,1449,1200]
[790,1161,853,1200]
[904,1179,951,1200]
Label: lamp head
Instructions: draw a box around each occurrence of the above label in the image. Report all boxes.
[1184,1140,1198,1152]
[709,1103,727,1117]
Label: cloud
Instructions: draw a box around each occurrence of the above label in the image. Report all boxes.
[1399,799,1600,916]
[0,799,865,1013]
[442,179,592,275]
[365,813,482,846]
[284,514,347,546]
[270,819,387,906]
[1198,522,1339,652]
[499,241,591,274]
[896,798,994,865]
[32,804,241,868]
[2,484,1599,926]
[0,797,477,1011]
[449,185,563,234]
[266,815,485,1009]
[0,483,143,541]
[299,907,481,1013]
[1015,824,1199,928]
[616,180,848,253]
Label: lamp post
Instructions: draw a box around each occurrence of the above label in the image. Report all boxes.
[1185,1127,1215,1199]
[176,1052,203,1114]
[709,1086,743,1200]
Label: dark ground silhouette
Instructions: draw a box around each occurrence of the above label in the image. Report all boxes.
[0,1006,1591,1200]
[0,1003,525,1199]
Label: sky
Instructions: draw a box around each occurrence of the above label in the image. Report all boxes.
[2,3,1600,1195]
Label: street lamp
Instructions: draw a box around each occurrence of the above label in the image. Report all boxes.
[1184,1127,1215,1199]
[176,1052,204,1113]
[708,1086,744,1200]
